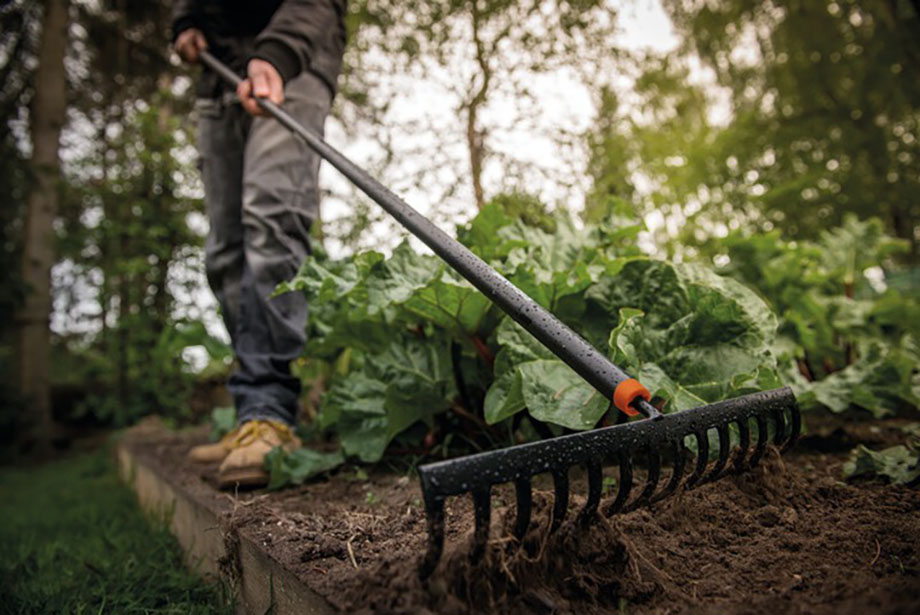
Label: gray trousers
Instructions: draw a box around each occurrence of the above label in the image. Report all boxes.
[197,71,332,426]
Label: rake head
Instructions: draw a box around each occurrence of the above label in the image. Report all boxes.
[417,387,800,578]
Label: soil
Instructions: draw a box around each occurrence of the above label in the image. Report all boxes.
[125,412,920,615]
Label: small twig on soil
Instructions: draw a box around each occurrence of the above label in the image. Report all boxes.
[630,544,674,583]
[869,538,881,567]
[498,551,517,585]
[221,492,269,508]
[346,534,359,570]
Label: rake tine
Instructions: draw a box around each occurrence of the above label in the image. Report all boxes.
[471,487,491,561]
[629,447,661,510]
[579,462,603,525]
[749,414,769,467]
[772,406,786,446]
[733,417,751,472]
[513,478,532,539]
[653,439,685,503]
[550,469,569,532]
[419,496,446,579]
[686,430,709,489]
[784,403,802,451]
[604,451,633,515]
[702,423,731,484]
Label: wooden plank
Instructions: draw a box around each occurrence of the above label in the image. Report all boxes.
[116,439,335,615]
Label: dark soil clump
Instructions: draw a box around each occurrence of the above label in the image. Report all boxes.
[125,415,920,614]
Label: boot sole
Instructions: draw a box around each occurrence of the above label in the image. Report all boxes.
[218,467,270,490]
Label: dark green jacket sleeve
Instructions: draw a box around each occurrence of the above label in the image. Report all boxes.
[171,0,200,42]
[251,0,347,85]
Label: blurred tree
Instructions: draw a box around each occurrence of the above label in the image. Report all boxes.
[58,0,201,422]
[0,1,39,331]
[2,0,216,431]
[0,1,41,451]
[49,0,216,425]
[584,59,717,258]
[15,0,68,448]
[333,0,619,240]
[587,0,920,261]
[56,94,214,426]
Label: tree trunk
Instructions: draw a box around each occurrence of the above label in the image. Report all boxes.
[16,0,69,449]
[115,1,130,416]
[465,1,492,210]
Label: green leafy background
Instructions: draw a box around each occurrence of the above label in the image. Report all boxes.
[267,199,914,487]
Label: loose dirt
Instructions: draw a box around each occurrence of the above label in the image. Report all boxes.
[126,413,920,614]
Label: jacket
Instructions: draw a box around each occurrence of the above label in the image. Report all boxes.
[171,0,347,98]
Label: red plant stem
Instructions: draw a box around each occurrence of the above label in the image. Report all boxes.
[797,358,814,382]
[386,447,428,456]
[470,334,494,366]
[450,400,488,430]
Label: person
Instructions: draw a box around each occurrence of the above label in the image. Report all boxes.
[172,1,347,488]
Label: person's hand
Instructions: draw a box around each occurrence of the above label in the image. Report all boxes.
[174,28,207,63]
[237,59,284,116]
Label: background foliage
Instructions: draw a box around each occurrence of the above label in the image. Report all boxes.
[265,196,918,485]
[586,0,920,260]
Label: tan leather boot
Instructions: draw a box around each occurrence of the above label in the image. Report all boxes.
[216,420,302,489]
[187,431,237,464]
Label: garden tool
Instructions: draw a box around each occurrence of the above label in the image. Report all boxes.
[201,51,801,579]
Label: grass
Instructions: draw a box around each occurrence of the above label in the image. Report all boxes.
[0,445,232,615]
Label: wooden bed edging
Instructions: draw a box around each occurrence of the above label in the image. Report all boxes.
[116,436,335,615]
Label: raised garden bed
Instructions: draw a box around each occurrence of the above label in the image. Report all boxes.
[118,415,920,615]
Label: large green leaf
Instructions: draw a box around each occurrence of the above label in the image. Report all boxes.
[208,406,236,442]
[281,250,391,355]
[364,241,442,316]
[842,445,920,485]
[321,335,455,462]
[319,371,387,430]
[518,360,609,430]
[485,259,780,425]
[483,368,526,424]
[401,270,497,335]
[456,202,517,262]
[799,341,920,417]
[484,319,555,425]
[265,446,345,490]
[595,259,779,412]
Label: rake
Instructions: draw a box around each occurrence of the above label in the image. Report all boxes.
[201,52,801,579]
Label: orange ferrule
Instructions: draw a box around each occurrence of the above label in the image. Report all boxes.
[613,378,651,416]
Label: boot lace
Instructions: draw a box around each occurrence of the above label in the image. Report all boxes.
[224,420,294,449]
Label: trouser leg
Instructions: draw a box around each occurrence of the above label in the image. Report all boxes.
[231,71,332,426]
[198,98,246,349]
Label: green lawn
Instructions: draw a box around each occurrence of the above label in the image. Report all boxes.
[0,445,231,615]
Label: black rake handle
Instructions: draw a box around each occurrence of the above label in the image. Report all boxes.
[199,50,660,420]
